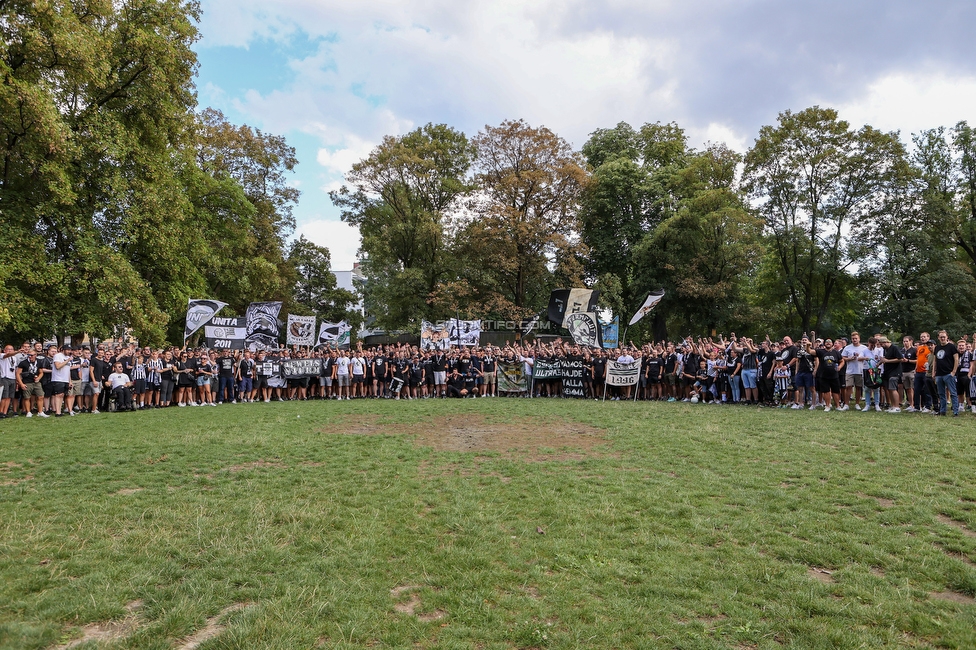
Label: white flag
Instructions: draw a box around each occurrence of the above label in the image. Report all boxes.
[286,314,316,346]
[628,291,665,326]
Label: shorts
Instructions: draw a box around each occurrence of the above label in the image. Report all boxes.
[409,377,421,388]
[434,371,447,385]
[886,375,900,391]
[133,378,146,394]
[83,382,97,396]
[352,374,365,384]
[0,377,14,399]
[482,371,495,385]
[196,376,210,387]
[646,375,660,385]
[23,382,44,398]
[845,373,864,388]
[818,376,841,394]
[256,376,270,390]
[239,377,253,393]
[319,377,332,387]
[902,371,915,384]
[681,375,694,387]
[665,372,677,386]
[794,372,814,389]
[740,369,757,389]
[49,381,69,396]
[337,374,350,387]
[69,379,84,396]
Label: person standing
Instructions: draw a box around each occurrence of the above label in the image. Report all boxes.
[933,330,959,416]
[877,337,903,413]
[840,332,870,410]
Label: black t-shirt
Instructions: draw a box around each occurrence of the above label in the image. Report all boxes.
[483,355,496,373]
[394,359,408,379]
[795,348,816,374]
[218,356,236,377]
[777,345,797,372]
[373,356,387,378]
[759,351,776,377]
[593,357,607,381]
[92,357,111,383]
[901,346,917,373]
[882,345,903,379]
[433,355,448,372]
[160,360,175,382]
[816,349,842,380]
[457,358,471,374]
[17,357,40,383]
[238,358,255,378]
[645,357,663,380]
[934,342,958,376]
[36,356,52,384]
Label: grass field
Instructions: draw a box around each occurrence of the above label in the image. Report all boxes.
[1,399,976,649]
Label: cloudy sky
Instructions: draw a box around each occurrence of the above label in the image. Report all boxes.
[194,0,976,270]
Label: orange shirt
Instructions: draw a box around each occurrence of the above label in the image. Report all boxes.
[915,344,929,373]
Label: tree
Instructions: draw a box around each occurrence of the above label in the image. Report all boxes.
[287,236,360,328]
[331,123,475,329]
[457,119,589,319]
[743,106,908,333]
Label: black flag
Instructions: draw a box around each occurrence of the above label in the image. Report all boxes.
[548,289,600,328]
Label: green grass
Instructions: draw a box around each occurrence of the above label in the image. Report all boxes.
[2,400,976,649]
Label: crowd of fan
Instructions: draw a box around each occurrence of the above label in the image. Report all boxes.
[0,329,971,417]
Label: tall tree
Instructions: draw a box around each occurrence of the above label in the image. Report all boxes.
[331,123,474,329]
[458,119,589,319]
[743,106,907,333]
[287,236,360,327]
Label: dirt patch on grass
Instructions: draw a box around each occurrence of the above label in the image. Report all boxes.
[112,488,144,496]
[930,590,976,605]
[176,603,250,650]
[225,460,286,472]
[936,514,976,538]
[857,492,894,508]
[55,601,143,649]
[391,586,446,623]
[807,567,836,583]
[335,414,608,461]
[0,474,32,487]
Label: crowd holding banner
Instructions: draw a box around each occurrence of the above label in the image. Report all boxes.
[3,290,975,417]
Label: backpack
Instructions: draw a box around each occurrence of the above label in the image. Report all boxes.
[864,367,882,389]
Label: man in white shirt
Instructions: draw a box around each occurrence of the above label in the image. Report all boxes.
[840,332,870,410]
[105,363,134,411]
[51,345,73,417]
[334,351,350,400]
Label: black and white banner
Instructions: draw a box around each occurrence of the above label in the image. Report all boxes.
[420,320,451,351]
[281,358,323,379]
[548,288,600,328]
[560,358,587,398]
[606,360,641,386]
[185,299,227,342]
[628,290,665,326]
[286,315,316,346]
[497,360,527,393]
[449,319,482,346]
[204,317,246,349]
[565,312,603,348]
[532,358,563,380]
[245,301,282,350]
[318,321,351,348]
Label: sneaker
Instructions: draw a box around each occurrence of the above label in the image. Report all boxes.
[854,404,861,411]
[25,411,32,418]
[971,405,976,414]
[905,407,916,412]
[887,407,901,413]
[876,406,882,412]
[38,411,49,418]
[231,400,237,404]
[667,397,676,402]
[91,409,99,414]
[921,407,932,413]
[838,404,849,411]
[809,404,817,410]
[68,410,75,416]
[824,406,831,412]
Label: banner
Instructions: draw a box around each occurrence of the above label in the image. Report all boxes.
[318,321,352,348]
[449,319,482,346]
[520,314,541,336]
[185,299,227,341]
[497,360,527,393]
[560,358,587,398]
[286,314,316,346]
[245,301,282,350]
[601,317,619,349]
[532,358,562,380]
[281,358,323,379]
[420,320,451,351]
[606,359,641,386]
[629,290,665,326]
[565,312,602,348]
[548,288,600,328]
[204,317,246,349]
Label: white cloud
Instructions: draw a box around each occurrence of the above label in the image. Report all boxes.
[295,218,362,271]
[834,71,976,137]
[316,135,378,175]
[689,122,750,153]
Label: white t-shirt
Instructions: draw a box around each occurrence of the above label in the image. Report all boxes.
[841,344,870,374]
[351,356,365,376]
[108,373,130,389]
[52,353,71,383]
[335,356,350,376]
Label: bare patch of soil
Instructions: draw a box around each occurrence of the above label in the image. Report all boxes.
[335,414,609,461]
[936,514,976,538]
[807,567,836,583]
[934,544,976,567]
[55,601,143,649]
[176,603,249,650]
[112,488,144,496]
[0,474,32,487]
[930,590,976,605]
[225,460,286,472]
[857,492,894,508]
[391,586,446,622]
[870,566,886,577]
